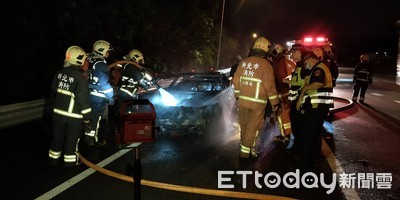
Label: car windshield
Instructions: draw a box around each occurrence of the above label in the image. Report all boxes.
[170,74,225,92]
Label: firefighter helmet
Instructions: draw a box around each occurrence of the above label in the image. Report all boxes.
[360,54,369,62]
[93,40,113,57]
[64,46,87,66]
[253,37,271,53]
[272,43,284,57]
[125,49,144,64]
[312,47,323,60]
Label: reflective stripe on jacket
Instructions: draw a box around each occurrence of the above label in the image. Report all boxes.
[307,63,334,109]
[88,57,114,101]
[232,56,279,110]
[51,65,92,121]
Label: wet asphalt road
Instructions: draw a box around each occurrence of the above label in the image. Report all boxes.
[1,67,400,200]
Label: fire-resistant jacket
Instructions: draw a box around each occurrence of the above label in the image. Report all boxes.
[304,62,334,109]
[118,63,144,97]
[87,56,114,104]
[353,62,373,85]
[273,55,296,103]
[232,56,279,110]
[51,65,92,122]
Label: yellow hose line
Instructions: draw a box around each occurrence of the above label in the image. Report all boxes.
[80,155,296,200]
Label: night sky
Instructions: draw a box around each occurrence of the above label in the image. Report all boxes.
[224,0,400,56]
[1,0,399,105]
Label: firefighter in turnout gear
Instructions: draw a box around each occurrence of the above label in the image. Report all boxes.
[232,37,280,159]
[296,51,334,170]
[48,46,92,167]
[352,54,373,103]
[85,40,115,146]
[114,49,154,115]
[271,43,296,144]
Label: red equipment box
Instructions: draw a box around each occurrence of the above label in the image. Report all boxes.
[116,99,156,144]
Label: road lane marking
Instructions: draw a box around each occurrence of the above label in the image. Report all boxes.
[370,93,383,96]
[34,143,140,200]
[394,100,400,104]
[322,139,361,200]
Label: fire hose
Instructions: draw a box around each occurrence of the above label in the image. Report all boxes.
[80,154,295,200]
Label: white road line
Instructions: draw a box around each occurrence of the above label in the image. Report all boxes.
[394,100,400,104]
[370,93,384,96]
[34,143,140,200]
[322,139,361,200]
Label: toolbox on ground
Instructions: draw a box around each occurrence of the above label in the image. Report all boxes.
[116,99,156,144]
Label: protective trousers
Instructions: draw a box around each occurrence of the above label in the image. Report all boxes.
[277,102,292,137]
[352,83,368,100]
[85,100,107,145]
[238,107,264,157]
[49,120,82,167]
[297,107,329,170]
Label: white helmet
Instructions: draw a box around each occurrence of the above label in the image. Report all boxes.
[253,37,271,53]
[93,40,113,57]
[125,49,144,64]
[64,46,87,66]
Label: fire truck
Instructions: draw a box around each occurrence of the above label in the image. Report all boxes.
[287,36,333,55]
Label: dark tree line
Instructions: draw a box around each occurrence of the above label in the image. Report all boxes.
[1,0,239,105]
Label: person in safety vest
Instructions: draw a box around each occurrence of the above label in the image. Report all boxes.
[48,46,92,168]
[352,54,373,103]
[296,51,334,171]
[287,44,310,151]
[85,40,115,147]
[114,49,154,115]
[271,43,296,145]
[232,36,280,160]
[322,46,339,88]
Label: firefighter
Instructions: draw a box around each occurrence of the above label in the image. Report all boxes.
[287,44,310,151]
[322,46,339,88]
[48,46,92,167]
[352,54,373,103]
[271,43,296,144]
[296,51,334,170]
[115,49,154,115]
[232,37,280,159]
[85,40,115,146]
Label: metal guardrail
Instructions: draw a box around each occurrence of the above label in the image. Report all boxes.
[0,95,353,130]
[0,99,53,129]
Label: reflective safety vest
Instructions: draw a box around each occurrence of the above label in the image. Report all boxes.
[288,66,305,101]
[306,63,334,109]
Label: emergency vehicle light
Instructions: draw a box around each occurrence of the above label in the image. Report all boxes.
[302,36,329,46]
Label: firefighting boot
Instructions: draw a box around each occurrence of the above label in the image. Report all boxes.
[359,97,365,103]
[352,96,358,102]
[286,133,295,150]
[274,135,289,142]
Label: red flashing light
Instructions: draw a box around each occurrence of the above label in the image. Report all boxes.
[301,36,330,46]
[304,37,313,42]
